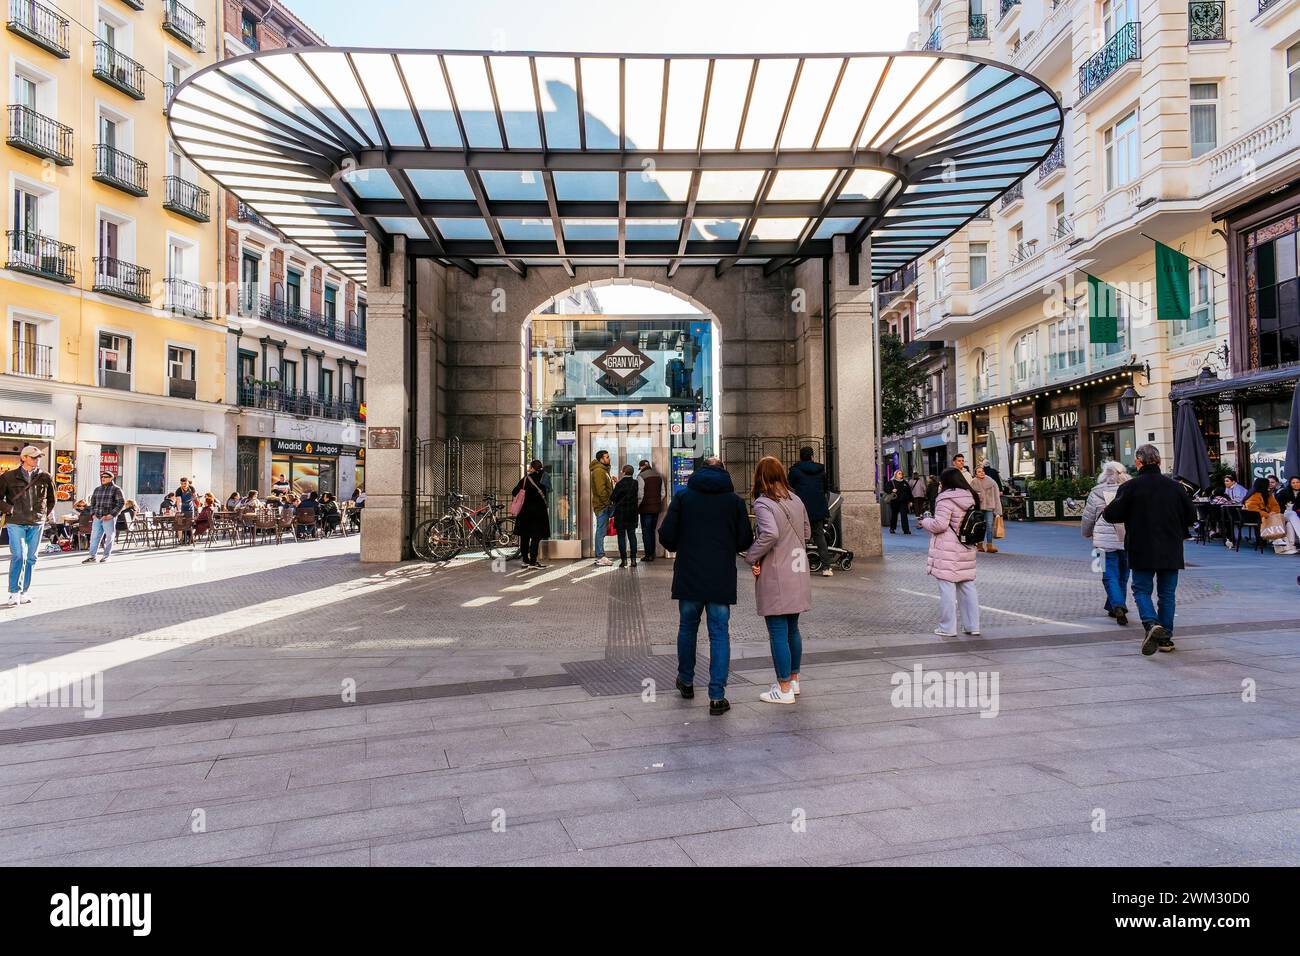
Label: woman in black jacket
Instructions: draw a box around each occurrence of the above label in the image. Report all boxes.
[510,460,551,569]
[610,464,640,567]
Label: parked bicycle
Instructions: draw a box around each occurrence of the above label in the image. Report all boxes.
[412,493,517,562]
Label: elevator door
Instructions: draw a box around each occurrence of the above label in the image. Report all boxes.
[577,409,672,558]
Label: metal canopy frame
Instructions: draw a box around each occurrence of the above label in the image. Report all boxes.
[169,48,1063,283]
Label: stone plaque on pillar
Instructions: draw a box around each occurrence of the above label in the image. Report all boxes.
[368,427,401,449]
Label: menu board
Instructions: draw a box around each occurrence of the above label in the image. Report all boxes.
[54,450,76,502]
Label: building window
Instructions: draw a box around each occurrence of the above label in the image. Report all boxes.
[1190,83,1218,158]
[286,268,302,311]
[1289,41,1300,103]
[1251,220,1300,368]
[240,253,260,313]
[1171,263,1215,341]
[137,450,167,497]
[98,331,132,390]
[1049,311,1086,375]
[934,253,948,300]
[237,349,256,385]
[320,367,334,400]
[1102,0,1139,39]
[168,345,196,398]
[1012,331,1036,386]
[969,242,988,287]
[1052,197,1069,239]
[241,10,259,50]
[1093,296,1130,362]
[973,350,988,399]
[354,376,365,406]
[281,358,298,390]
[324,284,337,322]
[1104,109,1139,191]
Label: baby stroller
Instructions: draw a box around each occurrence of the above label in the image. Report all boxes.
[807,491,854,572]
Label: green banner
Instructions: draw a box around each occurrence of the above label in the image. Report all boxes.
[1154,241,1191,322]
[1087,274,1119,344]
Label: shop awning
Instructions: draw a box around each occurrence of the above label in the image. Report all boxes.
[951,365,1143,418]
[1169,363,1300,404]
[169,48,1063,282]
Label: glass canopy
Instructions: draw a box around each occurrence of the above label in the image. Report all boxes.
[169,48,1063,282]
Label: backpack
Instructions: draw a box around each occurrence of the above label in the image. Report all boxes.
[955,503,987,547]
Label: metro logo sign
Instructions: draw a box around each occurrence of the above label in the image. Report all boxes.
[593,342,653,383]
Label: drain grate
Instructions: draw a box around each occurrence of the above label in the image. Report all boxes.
[564,654,754,697]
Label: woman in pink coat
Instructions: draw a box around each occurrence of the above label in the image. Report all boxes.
[743,456,812,706]
[919,467,980,638]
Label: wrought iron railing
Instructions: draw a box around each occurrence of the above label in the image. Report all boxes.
[5,230,75,283]
[922,25,941,51]
[257,293,367,348]
[164,277,210,319]
[237,201,278,233]
[237,382,361,422]
[1258,0,1285,13]
[93,257,150,303]
[999,0,1021,21]
[1052,216,1075,241]
[972,207,992,221]
[968,13,988,40]
[6,0,69,57]
[1037,139,1065,180]
[6,104,73,165]
[1007,239,1039,265]
[1189,2,1225,41]
[10,341,53,379]
[162,0,205,52]
[93,41,146,100]
[164,176,210,221]
[1079,21,1141,100]
[94,143,149,196]
[999,181,1024,210]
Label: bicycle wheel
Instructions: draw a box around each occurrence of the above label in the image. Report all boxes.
[421,516,464,562]
[488,516,519,559]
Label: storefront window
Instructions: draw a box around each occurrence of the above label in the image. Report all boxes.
[1244,400,1291,481]
[1249,220,1300,369]
[272,456,337,496]
[137,450,167,497]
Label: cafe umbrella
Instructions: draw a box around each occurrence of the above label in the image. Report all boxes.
[1172,399,1212,492]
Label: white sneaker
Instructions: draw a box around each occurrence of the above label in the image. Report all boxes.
[595,557,613,567]
[934,627,957,637]
[18,592,32,604]
[820,568,834,577]
[790,679,801,696]
[759,683,796,705]
[4,594,17,607]
[963,628,981,636]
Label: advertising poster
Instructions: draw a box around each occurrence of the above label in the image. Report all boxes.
[54,450,76,502]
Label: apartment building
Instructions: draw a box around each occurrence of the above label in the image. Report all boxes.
[905,0,1300,485]
[218,0,368,500]
[3,0,223,508]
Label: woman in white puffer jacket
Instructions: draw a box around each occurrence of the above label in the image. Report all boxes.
[1080,460,1131,625]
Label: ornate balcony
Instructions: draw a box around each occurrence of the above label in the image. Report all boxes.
[94,143,149,196]
[120,0,145,9]
[164,277,210,319]
[6,105,73,166]
[7,0,69,57]
[999,0,1021,21]
[922,25,941,52]
[1189,2,1225,41]
[1258,0,1285,13]
[257,293,367,348]
[237,201,279,234]
[5,230,75,283]
[164,175,210,221]
[1079,21,1141,100]
[162,0,205,53]
[968,13,988,40]
[1036,139,1065,181]
[93,257,151,303]
[93,41,146,100]
[237,382,361,422]
[999,181,1024,210]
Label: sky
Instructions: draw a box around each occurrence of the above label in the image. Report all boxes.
[293,0,919,53]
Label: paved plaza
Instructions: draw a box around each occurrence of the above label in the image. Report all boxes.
[1,524,1298,866]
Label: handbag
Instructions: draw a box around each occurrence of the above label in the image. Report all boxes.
[994,514,1005,539]
[511,473,544,517]
[1260,512,1287,541]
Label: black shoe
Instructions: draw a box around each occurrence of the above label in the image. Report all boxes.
[532,562,548,570]
[630,557,637,567]
[1142,624,1166,656]
[1157,638,1176,653]
[675,678,694,699]
[709,698,730,716]
[81,557,97,564]
[618,558,627,568]
[1115,607,1128,626]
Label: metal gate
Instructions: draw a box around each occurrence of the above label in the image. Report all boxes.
[411,437,526,531]
[236,438,260,497]
[720,435,831,504]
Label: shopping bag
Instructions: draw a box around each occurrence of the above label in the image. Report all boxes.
[607,516,616,536]
[1260,513,1287,541]
[994,515,1005,539]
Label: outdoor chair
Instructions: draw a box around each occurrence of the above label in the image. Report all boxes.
[173,514,194,547]
[1193,503,1216,545]
[254,513,280,545]
[295,510,319,540]
[119,517,152,551]
[152,515,176,548]
[75,515,93,551]
[276,510,297,543]
[1234,510,1266,554]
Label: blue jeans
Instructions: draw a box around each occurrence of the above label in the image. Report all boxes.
[764,613,803,682]
[616,526,637,559]
[89,516,115,559]
[639,512,658,557]
[1130,569,1178,635]
[1102,549,1129,612]
[7,523,43,595]
[677,600,731,701]
[593,506,614,558]
[984,509,996,543]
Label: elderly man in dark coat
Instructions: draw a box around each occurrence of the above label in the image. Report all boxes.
[1103,443,1196,656]
[788,446,832,576]
[658,457,754,715]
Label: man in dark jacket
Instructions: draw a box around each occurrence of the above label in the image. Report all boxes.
[86,470,125,564]
[1103,444,1196,656]
[1,446,57,604]
[635,460,665,562]
[658,458,754,715]
[788,447,832,576]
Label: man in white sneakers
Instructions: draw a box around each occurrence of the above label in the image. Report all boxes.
[1,446,57,605]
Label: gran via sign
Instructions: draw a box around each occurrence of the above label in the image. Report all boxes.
[593,341,654,395]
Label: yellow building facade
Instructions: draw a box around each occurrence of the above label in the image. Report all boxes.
[3,0,226,507]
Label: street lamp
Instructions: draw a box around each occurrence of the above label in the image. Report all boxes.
[1118,384,1142,419]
